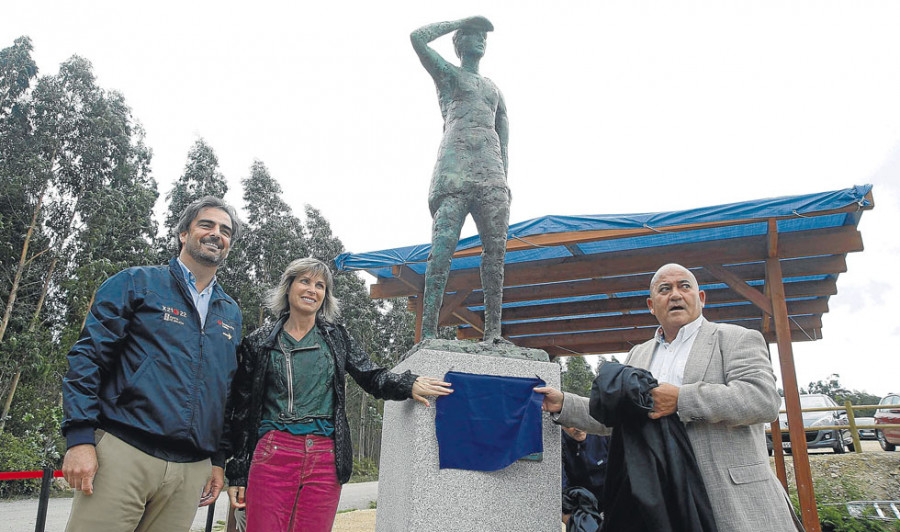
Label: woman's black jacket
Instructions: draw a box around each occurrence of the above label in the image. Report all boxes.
[224,315,417,485]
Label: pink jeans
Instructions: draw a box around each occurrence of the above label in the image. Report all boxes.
[245,431,342,532]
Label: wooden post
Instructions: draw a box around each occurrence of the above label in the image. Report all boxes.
[845,400,862,454]
[770,418,788,492]
[767,220,820,532]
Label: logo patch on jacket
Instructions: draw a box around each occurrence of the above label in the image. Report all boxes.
[162,305,188,325]
[217,319,235,340]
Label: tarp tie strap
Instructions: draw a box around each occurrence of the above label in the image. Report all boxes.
[789,315,817,341]
[556,345,583,355]
[509,233,552,249]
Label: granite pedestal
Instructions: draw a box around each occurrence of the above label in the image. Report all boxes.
[375,347,561,531]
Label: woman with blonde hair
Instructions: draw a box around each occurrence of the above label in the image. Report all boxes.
[225,257,451,531]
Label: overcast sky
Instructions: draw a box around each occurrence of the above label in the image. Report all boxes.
[4,1,899,396]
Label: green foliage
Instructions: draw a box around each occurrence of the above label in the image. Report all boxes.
[0,37,420,500]
[0,36,38,113]
[0,399,62,497]
[0,39,158,438]
[163,138,228,253]
[0,432,43,497]
[222,159,306,331]
[819,505,900,532]
[803,374,883,417]
[561,356,596,396]
[349,456,380,483]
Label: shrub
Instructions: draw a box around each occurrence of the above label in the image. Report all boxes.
[349,457,379,483]
[819,505,900,532]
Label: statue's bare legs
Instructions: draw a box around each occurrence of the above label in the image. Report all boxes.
[421,188,509,342]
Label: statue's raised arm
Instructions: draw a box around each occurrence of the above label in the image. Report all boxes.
[410,16,494,81]
[411,16,511,344]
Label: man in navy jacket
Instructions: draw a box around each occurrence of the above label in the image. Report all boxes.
[61,196,243,532]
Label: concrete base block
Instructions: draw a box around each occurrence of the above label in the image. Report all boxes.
[375,348,561,531]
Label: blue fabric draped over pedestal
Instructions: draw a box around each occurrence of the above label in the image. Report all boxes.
[435,371,545,472]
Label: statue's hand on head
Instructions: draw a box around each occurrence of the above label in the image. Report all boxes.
[461,16,494,32]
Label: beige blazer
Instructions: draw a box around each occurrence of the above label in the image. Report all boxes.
[557,319,802,532]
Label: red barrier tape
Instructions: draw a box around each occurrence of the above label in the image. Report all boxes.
[0,471,63,481]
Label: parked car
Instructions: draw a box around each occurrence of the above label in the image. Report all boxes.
[765,394,853,454]
[853,417,876,440]
[874,393,900,452]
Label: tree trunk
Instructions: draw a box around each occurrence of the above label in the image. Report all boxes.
[0,189,45,345]
[358,391,366,461]
[0,371,21,433]
[0,202,78,435]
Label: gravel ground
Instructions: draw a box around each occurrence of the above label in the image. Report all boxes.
[776,439,900,502]
[331,509,376,531]
[332,441,900,532]
[3,442,895,531]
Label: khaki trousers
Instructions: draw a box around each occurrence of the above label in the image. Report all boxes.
[65,431,211,532]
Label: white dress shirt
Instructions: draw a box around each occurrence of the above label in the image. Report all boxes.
[647,315,705,386]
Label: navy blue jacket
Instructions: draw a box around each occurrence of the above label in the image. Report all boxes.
[562,431,610,507]
[62,258,242,466]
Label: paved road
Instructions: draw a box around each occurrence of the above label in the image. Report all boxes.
[0,481,378,532]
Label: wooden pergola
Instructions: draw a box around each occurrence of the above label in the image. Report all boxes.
[337,185,874,532]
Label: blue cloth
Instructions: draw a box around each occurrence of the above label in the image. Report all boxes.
[435,371,545,471]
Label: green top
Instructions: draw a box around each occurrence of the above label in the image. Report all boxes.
[259,326,335,438]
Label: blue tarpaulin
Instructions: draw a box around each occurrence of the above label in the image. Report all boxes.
[335,185,872,280]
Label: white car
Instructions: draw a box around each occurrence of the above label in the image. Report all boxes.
[854,417,876,440]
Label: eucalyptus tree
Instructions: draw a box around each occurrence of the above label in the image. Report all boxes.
[225,160,307,330]
[0,36,41,350]
[561,355,596,397]
[0,51,154,433]
[0,36,37,114]
[0,36,47,437]
[302,204,386,459]
[162,138,228,253]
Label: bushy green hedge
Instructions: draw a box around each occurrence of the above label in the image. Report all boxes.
[0,398,64,498]
[0,429,49,497]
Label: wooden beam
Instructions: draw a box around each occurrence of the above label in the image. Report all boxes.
[370,226,861,299]
[759,328,822,344]
[450,285,831,326]
[449,306,484,335]
[456,255,844,307]
[458,297,828,339]
[450,200,872,258]
[438,290,472,324]
[530,320,820,357]
[703,264,774,316]
[766,220,821,532]
[509,315,821,350]
[542,342,638,357]
[389,264,425,294]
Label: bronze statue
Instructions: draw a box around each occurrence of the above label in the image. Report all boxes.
[411,16,510,343]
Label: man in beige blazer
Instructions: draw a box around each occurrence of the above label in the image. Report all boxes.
[536,263,802,532]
